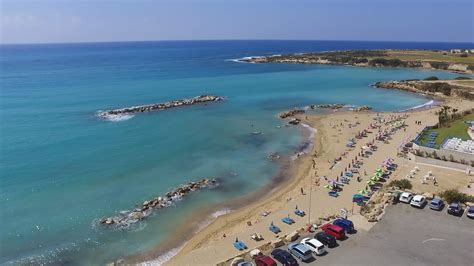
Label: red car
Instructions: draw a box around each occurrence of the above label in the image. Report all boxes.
[255,255,277,266]
[320,223,346,240]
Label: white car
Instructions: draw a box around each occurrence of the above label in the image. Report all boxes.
[410,195,426,208]
[399,192,413,204]
[300,237,326,256]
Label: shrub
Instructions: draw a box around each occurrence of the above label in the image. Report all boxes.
[424,76,439,80]
[454,76,471,80]
[439,189,474,203]
[460,53,468,57]
[388,179,412,190]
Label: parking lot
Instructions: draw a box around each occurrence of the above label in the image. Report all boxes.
[275,203,473,265]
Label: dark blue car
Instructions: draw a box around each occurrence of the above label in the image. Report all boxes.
[333,218,355,233]
[271,248,298,266]
[447,202,463,216]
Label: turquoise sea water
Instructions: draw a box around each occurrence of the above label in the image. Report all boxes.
[0,41,471,264]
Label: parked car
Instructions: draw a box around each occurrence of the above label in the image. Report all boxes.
[410,195,426,208]
[315,232,337,248]
[466,206,474,219]
[254,255,277,266]
[271,249,298,266]
[333,218,355,233]
[300,237,326,256]
[237,262,255,266]
[321,223,346,240]
[399,192,413,204]
[429,197,445,211]
[447,202,463,216]
[287,243,313,262]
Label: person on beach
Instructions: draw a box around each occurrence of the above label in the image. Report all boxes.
[300,187,304,195]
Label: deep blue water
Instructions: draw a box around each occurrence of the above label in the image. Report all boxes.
[0,40,471,264]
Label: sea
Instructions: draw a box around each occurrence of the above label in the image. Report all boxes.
[1,40,472,265]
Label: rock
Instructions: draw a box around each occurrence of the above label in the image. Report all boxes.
[288,118,301,125]
[355,105,372,112]
[250,249,262,258]
[279,109,305,119]
[271,239,284,248]
[423,192,434,200]
[285,231,300,242]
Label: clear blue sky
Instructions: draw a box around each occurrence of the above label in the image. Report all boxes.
[1,0,473,44]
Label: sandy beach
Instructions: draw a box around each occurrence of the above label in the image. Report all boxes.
[141,96,474,266]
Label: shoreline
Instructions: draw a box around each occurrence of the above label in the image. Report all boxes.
[125,122,321,264]
[128,95,440,265]
[129,92,468,265]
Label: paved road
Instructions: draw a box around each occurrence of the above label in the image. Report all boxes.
[277,203,474,266]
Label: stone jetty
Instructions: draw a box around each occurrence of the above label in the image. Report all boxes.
[354,105,372,112]
[279,109,305,119]
[99,178,218,227]
[311,103,345,110]
[97,95,223,119]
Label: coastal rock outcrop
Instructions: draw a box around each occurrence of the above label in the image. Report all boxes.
[97,95,224,119]
[99,178,218,227]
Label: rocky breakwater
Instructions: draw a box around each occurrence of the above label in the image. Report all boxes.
[354,105,372,112]
[279,109,305,119]
[97,95,224,119]
[99,178,218,227]
[311,103,345,110]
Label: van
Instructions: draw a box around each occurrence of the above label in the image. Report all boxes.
[287,243,313,262]
[333,218,354,233]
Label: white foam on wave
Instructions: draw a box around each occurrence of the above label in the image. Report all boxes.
[291,123,318,160]
[403,99,435,111]
[140,208,232,265]
[100,113,135,122]
[140,244,186,266]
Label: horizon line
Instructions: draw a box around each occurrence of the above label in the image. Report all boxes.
[1,38,473,46]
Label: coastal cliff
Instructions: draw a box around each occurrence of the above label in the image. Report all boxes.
[373,79,474,100]
[240,50,474,74]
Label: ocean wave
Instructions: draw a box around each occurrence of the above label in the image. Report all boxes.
[97,113,135,122]
[139,244,185,266]
[291,123,317,160]
[140,207,232,265]
[403,99,435,111]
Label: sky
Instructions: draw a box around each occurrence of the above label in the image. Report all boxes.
[0,0,473,44]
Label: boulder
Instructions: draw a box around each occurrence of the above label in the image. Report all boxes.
[285,231,299,242]
[250,249,262,258]
[271,239,284,248]
[423,192,434,200]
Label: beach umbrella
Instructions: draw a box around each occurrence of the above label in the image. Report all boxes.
[358,189,368,194]
[367,180,375,186]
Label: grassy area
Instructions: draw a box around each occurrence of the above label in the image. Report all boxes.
[418,113,474,147]
[387,50,474,64]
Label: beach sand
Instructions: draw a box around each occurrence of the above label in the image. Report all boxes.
[132,99,473,266]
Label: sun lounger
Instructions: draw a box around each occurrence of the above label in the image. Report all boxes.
[345,172,353,177]
[269,224,281,234]
[329,191,339,197]
[233,240,247,251]
[294,209,305,217]
[251,233,263,241]
[281,217,295,224]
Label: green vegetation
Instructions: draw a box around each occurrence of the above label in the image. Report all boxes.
[424,76,439,80]
[419,112,474,146]
[368,58,407,67]
[419,82,453,96]
[439,189,474,204]
[454,76,472,80]
[388,179,412,190]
